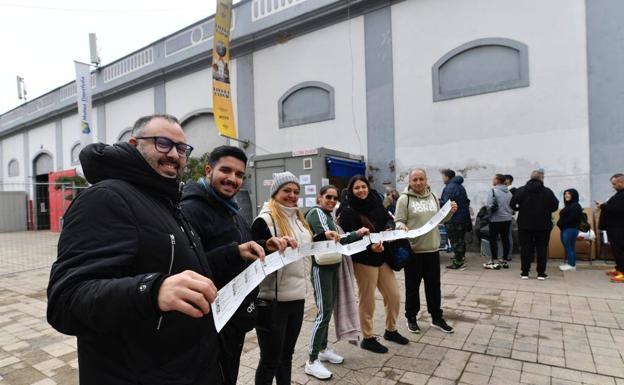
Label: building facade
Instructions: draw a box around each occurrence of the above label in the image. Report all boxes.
[1,0,623,216]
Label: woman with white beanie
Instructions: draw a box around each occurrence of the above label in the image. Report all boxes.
[252,172,340,385]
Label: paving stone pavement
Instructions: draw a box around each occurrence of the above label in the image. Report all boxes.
[1,248,624,384]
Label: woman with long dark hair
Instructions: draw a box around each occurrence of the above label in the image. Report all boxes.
[337,175,408,353]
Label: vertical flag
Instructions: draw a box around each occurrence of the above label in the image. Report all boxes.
[212,0,237,138]
[74,61,93,145]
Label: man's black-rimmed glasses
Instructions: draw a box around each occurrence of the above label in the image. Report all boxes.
[135,136,194,158]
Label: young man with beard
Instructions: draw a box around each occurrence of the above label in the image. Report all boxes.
[47,114,233,384]
[180,146,294,384]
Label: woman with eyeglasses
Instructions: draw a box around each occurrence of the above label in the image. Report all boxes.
[302,185,369,380]
[252,172,340,385]
[337,175,409,354]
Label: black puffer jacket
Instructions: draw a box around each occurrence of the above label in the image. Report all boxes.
[510,178,559,231]
[599,189,624,230]
[47,143,228,385]
[557,189,582,230]
[180,180,259,335]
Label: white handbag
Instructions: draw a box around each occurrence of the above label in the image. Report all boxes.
[314,252,343,265]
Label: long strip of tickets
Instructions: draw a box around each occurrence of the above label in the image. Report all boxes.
[210,201,452,332]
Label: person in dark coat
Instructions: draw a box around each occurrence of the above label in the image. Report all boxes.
[597,173,624,282]
[180,146,291,384]
[47,115,231,385]
[557,189,582,271]
[440,169,471,269]
[510,171,559,280]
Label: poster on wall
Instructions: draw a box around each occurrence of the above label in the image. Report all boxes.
[212,0,237,138]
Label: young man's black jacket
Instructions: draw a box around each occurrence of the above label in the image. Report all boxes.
[47,143,233,385]
[510,178,559,231]
[180,180,260,334]
[599,189,624,230]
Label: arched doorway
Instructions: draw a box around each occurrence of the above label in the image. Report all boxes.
[181,112,226,159]
[33,152,54,230]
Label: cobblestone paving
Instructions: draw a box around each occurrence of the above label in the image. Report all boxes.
[1,251,623,385]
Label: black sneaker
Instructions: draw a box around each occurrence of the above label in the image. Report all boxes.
[537,274,549,281]
[500,261,509,269]
[360,337,388,353]
[384,330,409,345]
[503,256,512,262]
[406,318,420,334]
[446,262,465,270]
[431,318,454,333]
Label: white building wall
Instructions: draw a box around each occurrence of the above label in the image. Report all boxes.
[253,16,368,157]
[29,122,56,173]
[165,68,213,121]
[391,0,590,207]
[105,88,154,143]
[2,133,25,190]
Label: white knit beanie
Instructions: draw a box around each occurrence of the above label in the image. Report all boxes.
[270,172,300,197]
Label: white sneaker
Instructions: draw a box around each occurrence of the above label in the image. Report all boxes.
[318,348,344,364]
[559,264,576,271]
[305,359,332,380]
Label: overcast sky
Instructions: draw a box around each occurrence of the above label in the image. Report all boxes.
[0,0,223,114]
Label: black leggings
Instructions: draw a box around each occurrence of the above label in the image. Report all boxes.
[489,221,511,260]
[255,300,304,385]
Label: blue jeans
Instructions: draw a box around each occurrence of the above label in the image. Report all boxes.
[560,228,579,266]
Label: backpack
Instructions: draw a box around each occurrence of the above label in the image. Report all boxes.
[578,211,591,232]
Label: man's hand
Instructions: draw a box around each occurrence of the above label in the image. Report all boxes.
[450,201,458,213]
[324,231,341,242]
[356,227,370,237]
[371,242,384,253]
[396,222,408,231]
[158,270,217,318]
[238,241,266,262]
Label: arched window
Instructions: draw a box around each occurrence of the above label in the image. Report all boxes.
[70,142,82,165]
[8,159,19,177]
[432,38,529,102]
[278,81,335,128]
[118,128,132,143]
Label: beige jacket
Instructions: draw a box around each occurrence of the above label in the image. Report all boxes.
[256,202,312,302]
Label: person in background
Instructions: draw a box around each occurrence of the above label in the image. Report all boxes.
[383,188,399,215]
[303,185,369,380]
[338,175,408,354]
[510,170,559,280]
[483,174,514,269]
[252,172,340,384]
[504,174,516,256]
[395,168,457,334]
[597,173,624,282]
[557,189,582,272]
[440,169,471,270]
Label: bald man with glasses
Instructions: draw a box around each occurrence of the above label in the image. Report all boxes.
[48,114,233,385]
